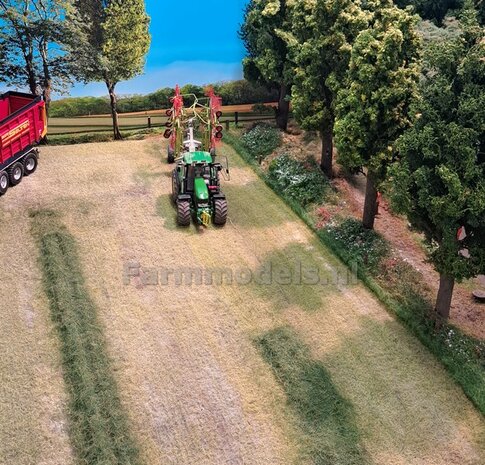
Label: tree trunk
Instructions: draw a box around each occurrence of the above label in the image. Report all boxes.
[435,274,455,325]
[40,42,52,116]
[320,123,333,178]
[107,82,122,140]
[275,83,290,131]
[363,169,378,230]
[25,53,37,95]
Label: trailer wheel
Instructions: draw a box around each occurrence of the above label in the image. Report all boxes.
[213,198,228,226]
[23,152,38,176]
[177,201,191,227]
[0,171,8,196]
[8,162,24,186]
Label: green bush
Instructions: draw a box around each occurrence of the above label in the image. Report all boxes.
[268,154,329,206]
[225,130,485,416]
[241,124,282,157]
[325,218,390,273]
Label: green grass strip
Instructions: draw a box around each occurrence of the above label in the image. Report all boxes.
[30,210,141,465]
[47,127,163,146]
[256,327,370,465]
[225,132,485,416]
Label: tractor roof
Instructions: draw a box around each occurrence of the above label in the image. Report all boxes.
[182,151,213,164]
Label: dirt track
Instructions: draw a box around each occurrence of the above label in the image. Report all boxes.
[0,138,484,465]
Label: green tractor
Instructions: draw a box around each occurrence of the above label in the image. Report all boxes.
[171,150,228,227]
[165,86,229,227]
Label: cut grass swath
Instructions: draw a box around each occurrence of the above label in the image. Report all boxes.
[256,327,370,465]
[225,132,485,416]
[30,210,141,465]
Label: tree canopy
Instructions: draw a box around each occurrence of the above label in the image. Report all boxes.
[335,0,421,229]
[282,0,368,176]
[240,0,293,130]
[389,0,485,321]
[0,0,72,110]
[69,0,150,139]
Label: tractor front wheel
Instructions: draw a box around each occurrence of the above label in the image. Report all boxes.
[213,199,228,226]
[177,201,191,227]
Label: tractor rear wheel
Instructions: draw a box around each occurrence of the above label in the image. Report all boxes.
[213,198,228,226]
[0,171,8,196]
[177,201,191,227]
[8,162,24,186]
[23,152,38,176]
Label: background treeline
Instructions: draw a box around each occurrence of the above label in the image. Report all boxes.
[50,80,279,117]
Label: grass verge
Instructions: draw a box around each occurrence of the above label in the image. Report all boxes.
[256,327,370,465]
[47,127,163,146]
[225,131,485,416]
[30,209,141,465]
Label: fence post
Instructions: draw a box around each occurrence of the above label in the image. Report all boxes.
[225,120,230,131]
[235,112,239,127]
[148,116,152,129]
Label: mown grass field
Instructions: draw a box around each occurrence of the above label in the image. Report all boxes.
[0,137,484,464]
[49,103,275,135]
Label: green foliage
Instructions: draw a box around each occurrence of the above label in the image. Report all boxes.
[48,127,162,145]
[241,123,282,157]
[0,0,73,105]
[396,0,462,25]
[50,96,111,117]
[240,0,293,105]
[240,0,289,82]
[417,17,461,44]
[70,0,150,85]
[390,1,485,280]
[283,0,367,132]
[213,79,278,106]
[252,103,274,115]
[325,218,391,273]
[68,0,150,137]
[335,1,421,177]
[30,210,141,465]
[50,80,278,117]
[226,130,485,417]
[256,327,369,465]
[268,154,329,207]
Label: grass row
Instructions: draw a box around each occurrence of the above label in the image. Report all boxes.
[30,209,141,465]
[225,131,485,416]
[256,327,370,465]
[46,127,164,146]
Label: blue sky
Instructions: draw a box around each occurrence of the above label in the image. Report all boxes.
[69,0,247,98]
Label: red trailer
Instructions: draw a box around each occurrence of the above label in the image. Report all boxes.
[0,91,47,197]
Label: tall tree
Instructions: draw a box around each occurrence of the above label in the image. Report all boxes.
[0,0,72,112]
[240,0,293,131]
[335,0,421,229]
[282,0,367,177]
[389,0,485,323]
[70,0,150,140]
